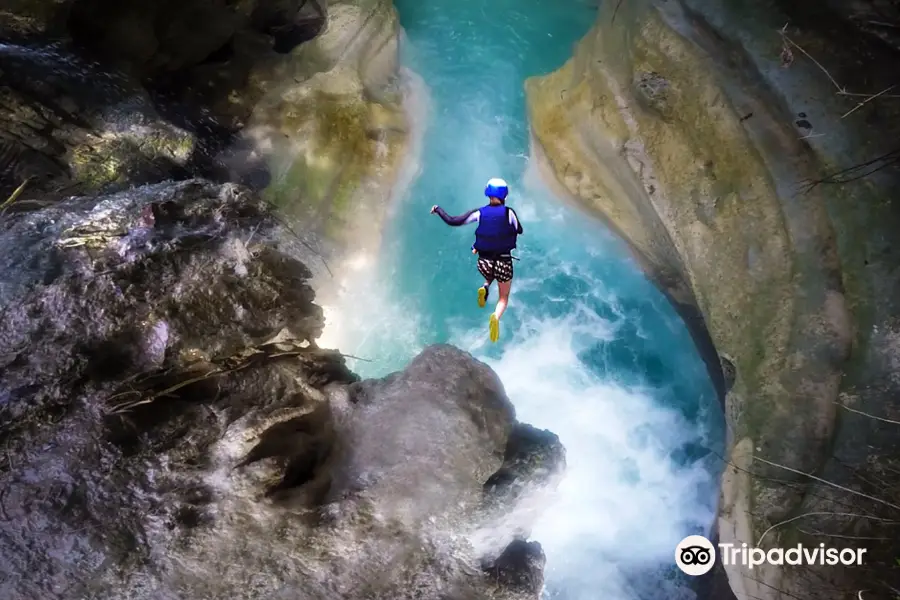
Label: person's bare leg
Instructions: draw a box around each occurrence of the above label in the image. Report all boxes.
[494,279,512,320]
[488,278,511,343]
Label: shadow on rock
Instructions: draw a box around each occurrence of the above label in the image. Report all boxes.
[0,42,198,202]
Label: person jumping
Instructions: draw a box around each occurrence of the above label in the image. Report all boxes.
[430,177,523,343]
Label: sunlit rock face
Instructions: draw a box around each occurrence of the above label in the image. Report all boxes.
[526,0,900,598]
[243,0,412,254]
[0,179,563,600]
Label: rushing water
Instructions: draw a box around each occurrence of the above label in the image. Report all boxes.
[319,1,726,599]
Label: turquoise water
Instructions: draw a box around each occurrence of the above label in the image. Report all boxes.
[320,1,726,598]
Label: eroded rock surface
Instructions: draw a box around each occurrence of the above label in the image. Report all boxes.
[526,0,900,598]
[0,179,562,600]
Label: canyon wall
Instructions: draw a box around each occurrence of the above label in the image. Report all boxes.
[526,0,900,597]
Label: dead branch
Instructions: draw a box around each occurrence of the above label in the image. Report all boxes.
[106,339,326,415]
[709,447,882,516]
[757,511,900,546]
[835,401,900,426]
[108,368,226,414]
[777,24,900,192]
[611,0,624,24]
[752,455,900,513]
[796,527,892,541]
[842,85,897,119]
[779,24,900,100]
[798,146,900,194]
[0,176,33,216]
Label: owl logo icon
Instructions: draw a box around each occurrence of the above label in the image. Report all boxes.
[675,535,716,576]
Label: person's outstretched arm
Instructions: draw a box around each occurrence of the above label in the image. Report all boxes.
[431,205,480,226]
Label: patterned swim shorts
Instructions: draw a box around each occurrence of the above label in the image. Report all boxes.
[477,256,514,283]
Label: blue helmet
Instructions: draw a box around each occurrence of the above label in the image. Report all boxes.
[484,177,509,200]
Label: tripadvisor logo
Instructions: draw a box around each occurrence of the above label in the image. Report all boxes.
[674,535,868,576]
[675,535,717,576]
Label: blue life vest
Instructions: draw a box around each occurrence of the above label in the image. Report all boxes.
[474,204,517,253]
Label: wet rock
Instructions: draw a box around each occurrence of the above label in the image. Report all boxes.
[482,424,565,531]
[471,424,563,587]
[0,179,560,600]
[718,353,735,393]
[338,344,515,524]
[482,540,546,600]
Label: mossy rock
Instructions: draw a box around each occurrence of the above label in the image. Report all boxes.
[232,0,409,253]
[258,86,407,246]
[69,128,195,191]
[261,90,373,209]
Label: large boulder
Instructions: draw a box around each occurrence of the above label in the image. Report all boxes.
[526,0,900,598]
[0,179,562,600]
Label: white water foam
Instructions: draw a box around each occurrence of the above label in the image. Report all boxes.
[465,318,716,600]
